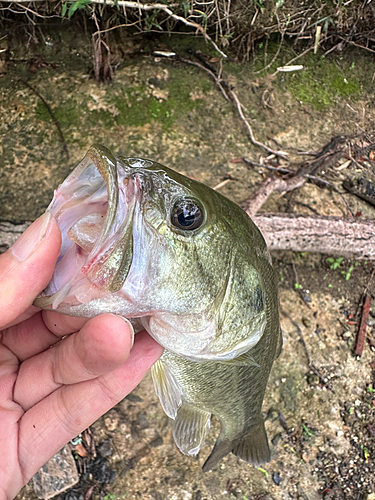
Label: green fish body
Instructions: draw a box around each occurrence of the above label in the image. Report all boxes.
[34,146,281,470]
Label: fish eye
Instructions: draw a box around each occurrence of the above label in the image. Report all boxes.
[171,199,204,231]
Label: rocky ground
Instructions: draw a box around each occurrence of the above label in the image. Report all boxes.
[1,23,375,500]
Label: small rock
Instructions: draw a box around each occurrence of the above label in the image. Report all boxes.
[272,433,282,446]
[33,445,79,499]
[98,439,113,457]
[150,436,164,448]
[272,472,282,486]
[126,393,143,403]
[104,410,119,431]
[302,317,312,328]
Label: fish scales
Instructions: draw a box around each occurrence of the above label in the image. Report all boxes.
[34,145,281,470]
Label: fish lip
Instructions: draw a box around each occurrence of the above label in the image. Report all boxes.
[34,145,136,309]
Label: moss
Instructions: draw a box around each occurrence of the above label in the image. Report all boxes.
[104,68,209,130]
[280,52,364,110]
[35,100,81,128]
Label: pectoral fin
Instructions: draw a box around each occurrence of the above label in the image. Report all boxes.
[173,403,211,456]
[151,358,182,419]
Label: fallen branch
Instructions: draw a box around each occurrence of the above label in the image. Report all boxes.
[242,175,305,218]
[354,293,372,356]
[254,213,375,260]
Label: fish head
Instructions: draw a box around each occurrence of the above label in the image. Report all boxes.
[35,145,270,362]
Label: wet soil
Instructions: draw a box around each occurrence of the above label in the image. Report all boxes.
[2,24,375,500]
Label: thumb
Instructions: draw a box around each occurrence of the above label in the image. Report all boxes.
[0,213,61,328]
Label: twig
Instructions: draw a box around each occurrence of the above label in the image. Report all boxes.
[242,176,306,217]
[254,31,284,74]
[229,89,289,159]
[355,293,372,356]
[178,56,229,101]
[242,137,350,217]
[19,79,69,159]
[213,178,232,190]
[176,56,288,158]
[89,0,228,59]
[243,158,291,175]
[271,46,314,77]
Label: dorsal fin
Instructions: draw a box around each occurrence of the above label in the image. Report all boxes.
[173,403,211,456]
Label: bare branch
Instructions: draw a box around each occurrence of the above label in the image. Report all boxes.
[1,0,227,58]
[254,213,375,260]
[228,89,289,159]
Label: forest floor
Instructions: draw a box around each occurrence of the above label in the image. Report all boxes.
[1,23,375,500]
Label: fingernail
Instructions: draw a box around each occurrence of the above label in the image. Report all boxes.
[120,317,135,348]
[11,212,52,262]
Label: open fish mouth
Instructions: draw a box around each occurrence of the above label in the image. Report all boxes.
[34,145,136,310]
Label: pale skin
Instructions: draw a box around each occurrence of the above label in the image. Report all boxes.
[0,214,164,500]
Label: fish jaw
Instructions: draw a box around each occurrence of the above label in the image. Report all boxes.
[34,145,137,312]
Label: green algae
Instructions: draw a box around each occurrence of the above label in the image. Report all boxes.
[34,66,212,131]
[283,53,363,110]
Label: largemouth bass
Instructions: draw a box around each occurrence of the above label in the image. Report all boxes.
[34,146,281,471]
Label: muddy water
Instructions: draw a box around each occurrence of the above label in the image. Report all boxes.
[2,25,375,500]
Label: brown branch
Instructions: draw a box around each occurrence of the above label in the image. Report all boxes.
[254,213,375,260]
[354,293,372,356]
[242,175,305,218]
[242,135,350,217]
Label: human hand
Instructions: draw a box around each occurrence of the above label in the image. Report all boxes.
[0,213,163,499]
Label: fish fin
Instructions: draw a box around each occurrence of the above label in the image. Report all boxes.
[202,437,234,472]
[219,350,260,367]
[232,419,271,466]
[151,358,182,419]
[173,403,211,456]
[202,419,270,472]
[275,326,283,359]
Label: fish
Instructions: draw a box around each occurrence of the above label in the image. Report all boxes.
[34,145,282,471]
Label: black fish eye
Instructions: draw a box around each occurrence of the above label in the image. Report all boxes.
[171,200,204,231]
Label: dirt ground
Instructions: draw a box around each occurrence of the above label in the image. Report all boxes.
[1,24,375,500]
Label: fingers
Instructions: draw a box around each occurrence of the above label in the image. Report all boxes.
[1,312,88,363]
[0,214,61,328]
[18,330,163,484]
[42,311,88,336]
[14,314,135,411]
[1,313,60,362]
